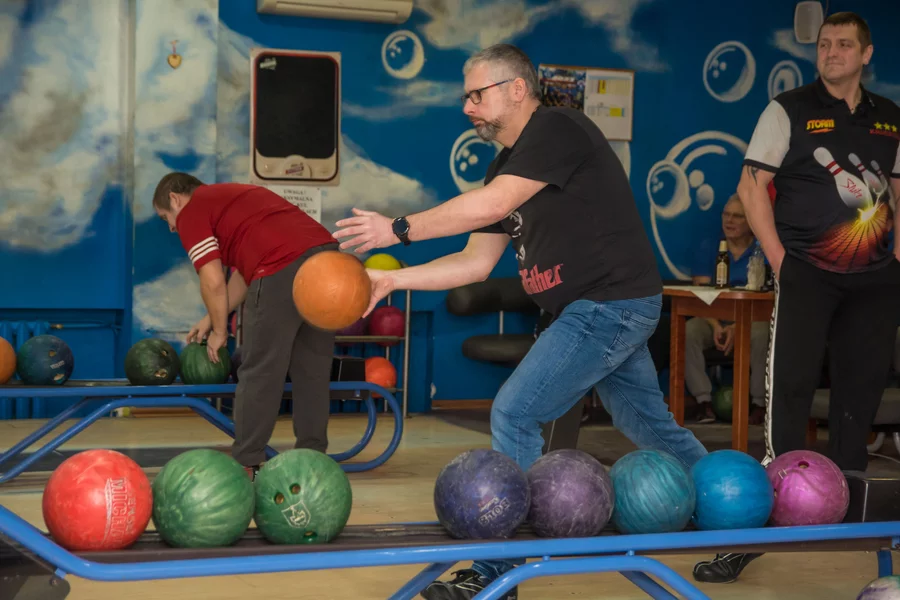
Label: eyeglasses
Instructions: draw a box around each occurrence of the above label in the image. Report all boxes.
[461,79,511,105]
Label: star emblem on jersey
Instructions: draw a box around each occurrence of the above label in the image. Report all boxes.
[870,122,900,140]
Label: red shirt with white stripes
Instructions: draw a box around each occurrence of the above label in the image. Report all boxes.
[175,183,336,284]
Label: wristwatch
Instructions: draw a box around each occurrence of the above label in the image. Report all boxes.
[392,216,411,246]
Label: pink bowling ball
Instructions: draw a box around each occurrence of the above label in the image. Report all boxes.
[369,306,405,346]
[765,450,849,526]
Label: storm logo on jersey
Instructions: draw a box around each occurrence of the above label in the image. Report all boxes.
[519,263,564,295]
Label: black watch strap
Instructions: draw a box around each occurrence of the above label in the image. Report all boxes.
[393,217,411,246]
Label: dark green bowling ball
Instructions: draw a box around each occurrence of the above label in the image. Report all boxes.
[712,386,733,422]
[253,449,352,544]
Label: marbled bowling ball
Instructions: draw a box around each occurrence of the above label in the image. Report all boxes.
[526,449,614,537]
[857,576,900,599]
[433,449,530,540]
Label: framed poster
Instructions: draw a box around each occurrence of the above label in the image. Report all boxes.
[538,64,634,141]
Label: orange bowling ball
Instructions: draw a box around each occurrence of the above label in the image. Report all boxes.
[0,337,15,384]
[365,356,397,398]
[292,251,372,330]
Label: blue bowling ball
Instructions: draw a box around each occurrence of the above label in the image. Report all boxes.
[609,449,695,534]
[691,449,774,530]
[433,449,530,539]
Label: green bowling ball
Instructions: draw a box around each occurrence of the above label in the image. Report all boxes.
[712,386,733,422]
[253,449,352,544]
[151,449,255,548]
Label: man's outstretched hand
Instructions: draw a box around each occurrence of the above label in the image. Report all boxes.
[334,208,397,254]
[363,269,397,317]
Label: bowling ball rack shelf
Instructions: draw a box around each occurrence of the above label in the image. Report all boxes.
[1,507,899,600]
[0,380,404,484]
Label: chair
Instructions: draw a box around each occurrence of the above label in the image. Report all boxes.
[445,277,539,367]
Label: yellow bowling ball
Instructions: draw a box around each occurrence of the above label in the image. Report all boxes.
[364,253,402,270]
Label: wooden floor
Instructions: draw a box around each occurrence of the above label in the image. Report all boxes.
[0,412,883,599]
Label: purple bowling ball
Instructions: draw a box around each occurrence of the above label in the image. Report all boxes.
[765,450,849,526]
[857,576,900,599]
[526,449,615,538]
[335,316,369,345]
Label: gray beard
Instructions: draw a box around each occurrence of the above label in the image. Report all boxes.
[474,119,504,141]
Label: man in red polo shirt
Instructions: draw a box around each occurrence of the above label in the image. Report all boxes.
[152,172,339,478]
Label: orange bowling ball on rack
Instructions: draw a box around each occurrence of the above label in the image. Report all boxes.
[0,337,15,384]
[365,356,397,397]
[292,251,372,331]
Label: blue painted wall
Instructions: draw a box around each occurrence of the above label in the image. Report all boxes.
[2,0,899,417]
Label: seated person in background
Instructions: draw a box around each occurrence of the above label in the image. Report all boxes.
[687,194,769,424]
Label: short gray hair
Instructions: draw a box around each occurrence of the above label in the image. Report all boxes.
[463,44,541,101]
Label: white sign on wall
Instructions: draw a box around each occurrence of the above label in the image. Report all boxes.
[267,185,323,223]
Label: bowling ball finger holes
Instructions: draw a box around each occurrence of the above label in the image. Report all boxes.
[273,484,302,504]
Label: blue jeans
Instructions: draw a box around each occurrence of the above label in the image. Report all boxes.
[472,294,708,582]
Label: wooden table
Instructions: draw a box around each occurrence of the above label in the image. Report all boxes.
[664,286,775,452]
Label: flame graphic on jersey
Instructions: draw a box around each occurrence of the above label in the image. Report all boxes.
[807,201,892,271]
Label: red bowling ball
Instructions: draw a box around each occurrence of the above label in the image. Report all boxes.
[42,449,152,551]
[369,306,405,346]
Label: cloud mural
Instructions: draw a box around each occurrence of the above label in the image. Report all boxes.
[771,29,817,63]
[416,0,664,72]
[344,1,664,123]
[0,1,124,252]
[132,0,219,223]
[132,262,207,343]
[342,79,461,122]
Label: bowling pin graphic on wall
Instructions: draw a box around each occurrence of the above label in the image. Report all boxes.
[813,147,872,210]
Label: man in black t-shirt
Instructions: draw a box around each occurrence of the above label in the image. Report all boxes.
[334,43,708,600]
[693,12,900,585]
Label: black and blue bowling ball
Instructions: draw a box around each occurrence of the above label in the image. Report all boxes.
[433,449,530,539]
[16,335,74,385]
[691,449,773,530]
[526,449,614,538]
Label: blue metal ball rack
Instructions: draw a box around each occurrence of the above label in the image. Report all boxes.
[0,381,897,599]
[0,379,404,481]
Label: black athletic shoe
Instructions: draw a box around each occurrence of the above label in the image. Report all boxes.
[243,465,259,481]
[420,569,517,600]
[693,553,763,583]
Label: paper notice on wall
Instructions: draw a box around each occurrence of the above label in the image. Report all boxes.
[539,63,634,141]
[267,185,322,223]
[583,71,633,141]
